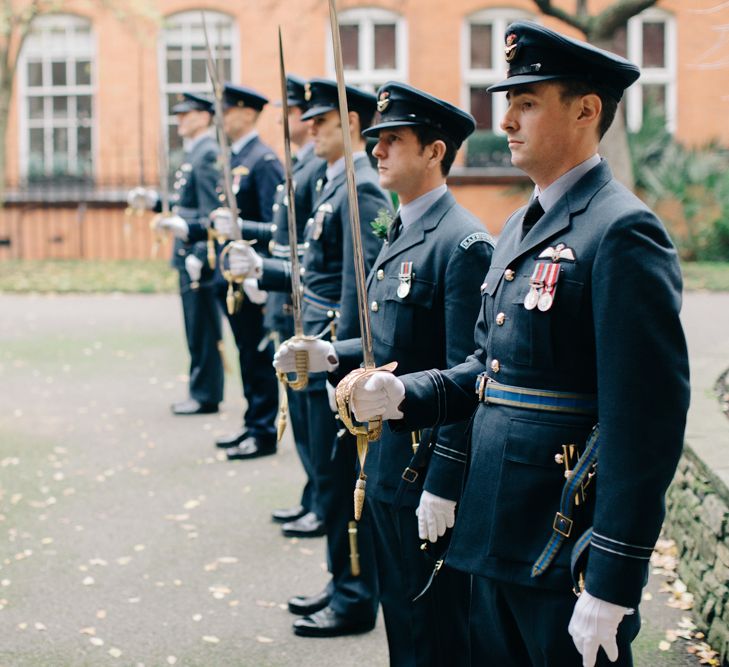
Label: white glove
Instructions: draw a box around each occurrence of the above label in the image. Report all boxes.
[274,339,338,374]
[568,590,634,666]
[157,214,189,240]
[184,254,203,283]
[416,490,456,543]
[242,278,267,304]
[126,186,158,210]
[211,207,242,239]
[326,380,338,412]
[228,241,262,278]
[350,371,405,422]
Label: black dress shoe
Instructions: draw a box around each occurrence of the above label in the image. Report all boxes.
[171,399,218,415]
[215,428,248,449]
[281,511,325,538]
[272,505,307,524]
[225,436,276,460]
[288,588,331,616]
[293,606,374,638]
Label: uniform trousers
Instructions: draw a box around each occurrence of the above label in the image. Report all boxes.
[179,271,224,406]
[306,378,378,622]
[368,496,470,667]
[218,291,278,443]
[469,576,641,666]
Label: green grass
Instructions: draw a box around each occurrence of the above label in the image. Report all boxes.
[0,260,177,293]
[680,261,729,291]
[0,259,727,293]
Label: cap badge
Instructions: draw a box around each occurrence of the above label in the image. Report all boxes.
[505,33,518,62]
[304,83,312,102]
[377,91,390,113]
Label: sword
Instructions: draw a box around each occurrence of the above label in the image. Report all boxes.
[201,11,252,314]
[327,0,397,521]
[275,28,311,399]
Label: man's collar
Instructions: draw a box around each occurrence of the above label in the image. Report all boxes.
[230,130,259,155]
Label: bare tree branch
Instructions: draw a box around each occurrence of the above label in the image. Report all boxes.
[592,0,658,39]
[531,0,592,34]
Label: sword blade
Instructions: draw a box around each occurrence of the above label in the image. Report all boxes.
[158,124,170,214]
[200,11,241,240]
[277,29,305,338]
[327,0,375,369]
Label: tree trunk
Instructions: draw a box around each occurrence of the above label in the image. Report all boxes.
[593,35,635,191]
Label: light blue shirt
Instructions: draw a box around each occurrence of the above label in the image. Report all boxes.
[534,154,601,213]
[399,184,448,230]
[230,130,259,155]
[324,151,367,190]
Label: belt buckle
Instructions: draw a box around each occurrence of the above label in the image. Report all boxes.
[476,374,488,401]
[553,512,573,538]
[401,467,419,483]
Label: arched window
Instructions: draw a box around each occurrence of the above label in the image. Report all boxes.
[326,7,407,92]
[462,8,534,167]
[160,10,239,153]
[613,7,677,132]
[18,14,95,183]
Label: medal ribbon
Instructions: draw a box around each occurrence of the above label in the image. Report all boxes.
[399,261,413,281]
[529,262,547,287]
[543,263,560,296]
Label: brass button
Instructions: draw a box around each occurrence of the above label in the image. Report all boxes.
[496,312,505,326]
[370,301,379,312]
[272,203,280,213]
[327,309,335,318]
[269,224,277,234]
[490,359,500,373]
[504,269,515,281]
[376,269,385,280]
[268,240,275,255]
[276,183,284,192]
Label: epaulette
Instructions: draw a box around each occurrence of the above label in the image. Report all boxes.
[460,232,492,250]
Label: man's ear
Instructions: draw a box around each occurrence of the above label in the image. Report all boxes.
[576,93,602,127]
[427,139,447,170]
[348,110,362,137]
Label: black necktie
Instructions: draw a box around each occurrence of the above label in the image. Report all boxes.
[521,197,544,240]
[388,215,402,244]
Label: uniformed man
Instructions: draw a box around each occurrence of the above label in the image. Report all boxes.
[346,23,690,667]
[128,92,224,415]
[266,75,328,526]
[227,79,388,636]
[275,82,494,665]
[209,84,284,460]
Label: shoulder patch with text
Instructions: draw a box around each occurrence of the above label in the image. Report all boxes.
[460,232,492,250]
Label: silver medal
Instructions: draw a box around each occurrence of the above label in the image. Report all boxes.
[397,281,411,298]
[537,290,554,312]
[524,287,540,310]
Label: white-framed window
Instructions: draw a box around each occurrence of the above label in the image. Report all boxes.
[326,7,407,92]
[461,8,534,168]
[613,8,677,132]
[17,14,95,183]
[160,10,239,154]
[462,8,535,134]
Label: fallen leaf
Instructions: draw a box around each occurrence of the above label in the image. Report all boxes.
[256,636,273,644]
[166,657,177,665]
[109,647,122,658]
[35,622,46,631]
[82,577,95,586]
[90,637,104,646]
[80,627,96,635]
[202,635,220,644]
[659,641,671,651]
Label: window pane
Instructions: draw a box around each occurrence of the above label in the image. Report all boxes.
[77,95,92,120]
[470,24,493,69]
[642,22,665,68]
[30,127,44,153]
[78,125,92,153]
[470,86,493,131]
[75,60,91,85]
[643,83,666,111]
[340,25,359,70]
[374,24,396,70]
[168,93,183,114]
[52,96,68,119]
[221,58,232,81]
[51,61,67,86]
[28,96,44,119]
[190,56,207,84]
[167,57,183,84]
[53,127,68,153]
[28,61,43,87]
